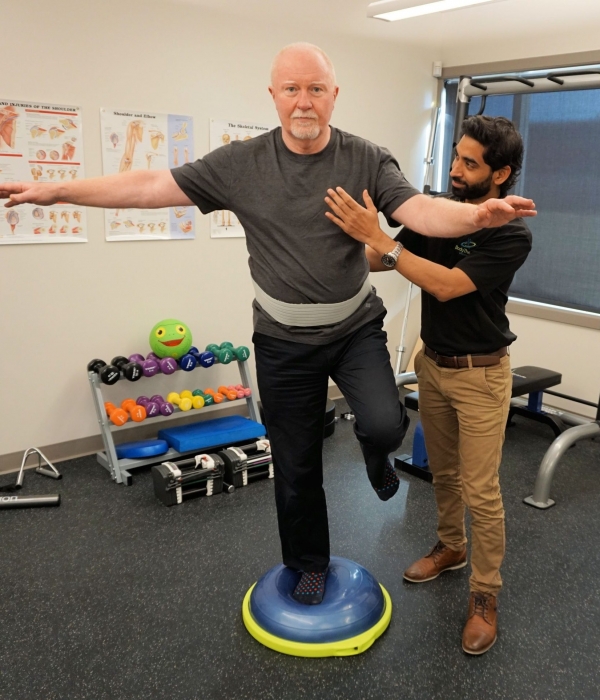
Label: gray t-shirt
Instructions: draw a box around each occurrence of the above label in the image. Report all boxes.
[171,126,419,344]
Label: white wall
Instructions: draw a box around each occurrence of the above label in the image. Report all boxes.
[0,0,435,462]
[440,23,600,68]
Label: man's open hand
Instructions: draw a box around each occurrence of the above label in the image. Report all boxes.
[325,187,385,246]
[0,182,60,208]
[473,195,536,229]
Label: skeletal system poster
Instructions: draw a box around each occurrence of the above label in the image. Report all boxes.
[0,100,87,244]
[100,108,194,241]
[209,119,275,239]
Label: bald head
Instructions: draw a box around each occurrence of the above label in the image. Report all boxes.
[270,43,337,89]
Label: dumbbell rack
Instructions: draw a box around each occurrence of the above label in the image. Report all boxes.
[88,357,262,486]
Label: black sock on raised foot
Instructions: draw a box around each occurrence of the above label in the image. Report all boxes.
[292,570,328,605]
[375,461,400,501]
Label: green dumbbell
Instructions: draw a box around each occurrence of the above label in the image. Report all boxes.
[233,345,251,362]
[205,343,231,364]
[218,346,234,364]
[192,388,214,405]
[219,341,250,362]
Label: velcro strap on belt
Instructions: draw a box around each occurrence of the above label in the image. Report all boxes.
[252,277,372,327]
[424,346,507,368]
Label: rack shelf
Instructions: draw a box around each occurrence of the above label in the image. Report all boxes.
[88,357,264,486]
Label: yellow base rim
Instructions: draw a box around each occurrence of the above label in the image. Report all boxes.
[242,582,392,657]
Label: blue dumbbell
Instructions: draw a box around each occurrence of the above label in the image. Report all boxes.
[179,353,198,372]
[190,347,216,368]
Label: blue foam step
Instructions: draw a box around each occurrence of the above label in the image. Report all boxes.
[116,439,169,460]
[158,415,265,453]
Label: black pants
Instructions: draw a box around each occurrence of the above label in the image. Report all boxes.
[253,314,409,573]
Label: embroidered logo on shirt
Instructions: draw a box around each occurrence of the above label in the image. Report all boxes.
[455,238,477,256]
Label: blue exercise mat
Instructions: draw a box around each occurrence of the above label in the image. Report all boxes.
[158,415,265,453]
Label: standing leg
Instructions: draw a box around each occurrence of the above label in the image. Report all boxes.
[416,351,467,550]
[443,355,512,655]
[450,355,512,596]
[330,314,409,499]
[402,350,468,584]
[253,332,330,574]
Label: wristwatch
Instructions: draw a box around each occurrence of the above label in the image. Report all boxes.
[381,242,404,269]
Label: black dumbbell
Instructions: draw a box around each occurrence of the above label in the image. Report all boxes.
[111,356,143,382]
[87,358,120,385]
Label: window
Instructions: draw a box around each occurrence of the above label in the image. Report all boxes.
[437,74,600,315]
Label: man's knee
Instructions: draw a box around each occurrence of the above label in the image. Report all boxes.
[357,405,409,452]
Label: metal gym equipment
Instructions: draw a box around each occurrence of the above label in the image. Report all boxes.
[522,390,600,509]
[0,447,62,509]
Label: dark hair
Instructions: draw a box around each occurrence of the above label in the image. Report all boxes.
[459,115,523,197]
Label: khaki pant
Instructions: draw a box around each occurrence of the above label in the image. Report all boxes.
[414,349,513,595]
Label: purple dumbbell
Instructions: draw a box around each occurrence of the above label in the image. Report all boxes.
[159,357,178,375]
[136,396,150,407]
[145,401,161,418]
[129,354,145,363]
[159,402,175,417]
[141,358,160,377]
[150,394,165,405]
[147,352,160,361]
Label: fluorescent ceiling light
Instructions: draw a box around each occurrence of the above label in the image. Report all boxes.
[368,0,506,22]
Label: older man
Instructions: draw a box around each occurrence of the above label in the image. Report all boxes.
[1,44,535,605]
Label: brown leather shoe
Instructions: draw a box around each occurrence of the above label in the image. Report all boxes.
[403,541,467,583]
[462,592,498,655]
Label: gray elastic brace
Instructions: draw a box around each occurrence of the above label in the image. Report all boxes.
[252,277,372,327]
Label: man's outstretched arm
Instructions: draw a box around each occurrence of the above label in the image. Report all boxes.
[390,191,535,237]
[1,170,192,210]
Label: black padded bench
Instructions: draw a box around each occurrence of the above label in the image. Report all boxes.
[403,365,564,435]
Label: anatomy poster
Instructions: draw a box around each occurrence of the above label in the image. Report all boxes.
[0,100,87,245]
[209,119,275,238]
[100,108,195,241]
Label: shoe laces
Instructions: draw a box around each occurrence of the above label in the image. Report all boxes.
[429,541,447,562]
[472,592,493,623]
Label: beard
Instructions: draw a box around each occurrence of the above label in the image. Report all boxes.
[451,172,493,201]
[290,109,321,140]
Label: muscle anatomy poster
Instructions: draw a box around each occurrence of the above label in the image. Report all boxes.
[0,100,87,244]
[100,108,194,241]
[209,119,275,239]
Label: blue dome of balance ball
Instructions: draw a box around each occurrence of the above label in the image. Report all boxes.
[242,556,392,657]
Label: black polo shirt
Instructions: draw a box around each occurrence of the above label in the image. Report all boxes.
[397,197,532,356]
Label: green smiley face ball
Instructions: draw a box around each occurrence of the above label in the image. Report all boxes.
[149,319,193,359]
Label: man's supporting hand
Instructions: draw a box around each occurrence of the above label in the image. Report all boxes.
[324,187,388,247]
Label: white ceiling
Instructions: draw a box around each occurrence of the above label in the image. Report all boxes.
[173,0,600,62]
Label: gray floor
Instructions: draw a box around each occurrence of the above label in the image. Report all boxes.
[2,399,600,700]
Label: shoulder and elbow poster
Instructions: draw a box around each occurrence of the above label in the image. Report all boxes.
[100,108,195,241]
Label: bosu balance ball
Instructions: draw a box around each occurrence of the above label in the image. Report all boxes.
[242,556,392,657]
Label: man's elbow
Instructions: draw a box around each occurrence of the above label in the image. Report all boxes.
[432,285,462,303]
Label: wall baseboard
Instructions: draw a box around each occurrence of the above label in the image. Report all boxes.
[0,387,344,475]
